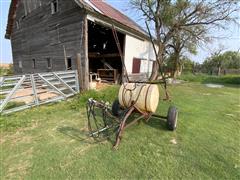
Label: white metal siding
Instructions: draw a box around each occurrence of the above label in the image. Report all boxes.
[124,35,156,76]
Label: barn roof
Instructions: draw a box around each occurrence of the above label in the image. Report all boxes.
[85,0,146,35]
[5,0,18,39]
[5,0,147,39]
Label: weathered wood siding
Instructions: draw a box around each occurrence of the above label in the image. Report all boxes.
[11,0,87,74]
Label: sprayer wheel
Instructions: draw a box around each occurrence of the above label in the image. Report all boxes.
[112,99,122,117]
[167,106,178,131]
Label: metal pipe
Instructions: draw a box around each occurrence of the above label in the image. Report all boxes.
[152,114,167,119]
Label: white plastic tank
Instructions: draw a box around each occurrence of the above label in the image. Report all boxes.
[118,83,159,113]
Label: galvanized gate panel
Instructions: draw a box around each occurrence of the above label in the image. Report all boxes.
[0,70,79,115]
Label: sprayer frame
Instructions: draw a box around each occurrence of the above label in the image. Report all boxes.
[86,98,178,149]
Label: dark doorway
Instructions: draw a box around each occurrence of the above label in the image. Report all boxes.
[32,59,36,69]
[88,20,125,82]
[67,57,72,70]
[132,58,141,73]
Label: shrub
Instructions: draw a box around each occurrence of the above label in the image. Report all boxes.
[69,86,119,110]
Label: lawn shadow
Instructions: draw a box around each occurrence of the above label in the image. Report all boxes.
[57,126,118,145]
[144,116,168,131]
[57,126,96,144]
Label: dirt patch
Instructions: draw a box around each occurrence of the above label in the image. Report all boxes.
[90,81,113,90]
[96,82,112,90]
[12,88,59,104]
[205,84,224,88]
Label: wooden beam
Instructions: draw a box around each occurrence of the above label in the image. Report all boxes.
[88,53,120,58]
[76,53,83,91]
[76,16,89,92]
[83,17,89,91]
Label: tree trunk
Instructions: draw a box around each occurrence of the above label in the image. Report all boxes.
[149,42,167,81]
[217,66,221,76]
[173,51,180,80]
[149,61,159,81]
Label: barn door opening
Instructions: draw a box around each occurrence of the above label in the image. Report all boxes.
[132,58,141,74]
[88,20,125,83]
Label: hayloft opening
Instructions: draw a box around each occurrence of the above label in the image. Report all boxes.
[88,20,125,83]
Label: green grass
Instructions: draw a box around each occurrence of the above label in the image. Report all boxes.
[179,73,240,85]
[5,101,26,110]
[0,83,240,179]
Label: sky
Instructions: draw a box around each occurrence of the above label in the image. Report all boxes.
[0,0,240,64]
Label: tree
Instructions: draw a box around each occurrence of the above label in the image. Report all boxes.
[166,55,195,75]
[202,51,240,75]
[168,27,200,78]
[222,51,240,69]
[131,0,239,80]
[209,46,226,75]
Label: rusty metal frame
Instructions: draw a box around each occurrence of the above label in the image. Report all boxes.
[113,106,162,149]
[86,98,168,149]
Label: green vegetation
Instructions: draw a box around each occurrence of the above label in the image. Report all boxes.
[5,101,26,110]
[0,83,239,179]
[164,51,240,77]
[202,51,240,75]
[179,73,240,85]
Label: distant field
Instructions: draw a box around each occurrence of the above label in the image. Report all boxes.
[0,63,11,68]
[0,82,239,179]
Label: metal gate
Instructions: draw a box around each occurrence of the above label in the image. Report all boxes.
[0,70,79,115]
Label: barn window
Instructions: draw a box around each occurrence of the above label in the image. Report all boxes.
[51,0,59,14]
[47,58,52,69]
[19,61,22,68]
[32,59,36,69]
[67,57,72,70]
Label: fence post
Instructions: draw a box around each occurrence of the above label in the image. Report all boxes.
[75,70,80,93]
[30,74,39,105]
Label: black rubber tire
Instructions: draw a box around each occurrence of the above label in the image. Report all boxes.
[167,106,178,131]
[112,99,121,117]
